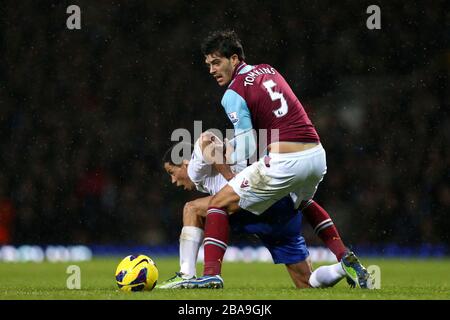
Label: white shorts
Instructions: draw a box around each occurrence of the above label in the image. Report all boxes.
[228,144,327,215]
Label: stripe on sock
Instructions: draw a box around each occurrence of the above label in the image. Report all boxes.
[300,199,315,210]
[314,219,333,234]
[207,208,228,216]
[203,237,228,251]
[203,241,227,251]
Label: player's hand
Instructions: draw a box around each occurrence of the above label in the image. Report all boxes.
[200,131,223,147]
[201,131,225,164]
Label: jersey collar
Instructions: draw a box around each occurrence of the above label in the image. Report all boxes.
[231,61,247,80]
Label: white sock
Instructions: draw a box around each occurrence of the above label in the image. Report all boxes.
[309,263,346,288]
[179,226,204,279]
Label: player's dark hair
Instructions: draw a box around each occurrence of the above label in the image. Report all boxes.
[201,30,245,61]
[162,142,193,167]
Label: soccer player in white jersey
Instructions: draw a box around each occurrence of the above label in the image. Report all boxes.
[157,134,349,289]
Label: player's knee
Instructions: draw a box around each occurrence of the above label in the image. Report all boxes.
[183,201,206,227]
[183,202,197,219]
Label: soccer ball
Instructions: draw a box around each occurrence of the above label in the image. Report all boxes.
[115,254,159,292]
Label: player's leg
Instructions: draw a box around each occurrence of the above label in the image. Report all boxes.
[179,197,211,278]
[308,263,347,288]
[156,196,211,289]
[181,182,265,289]
[191,147,326,288]
[287,149,347,261]
[286,252,347,289]
[300,199,348,261]
[286,146,371,289]
[201,185,240,279]
[298,200,371,288]
[261,227,313,289]
[199,156,289,281]
[193,154,307,286]
[183,200,207,227]
[285,258,313,288]
[208,184,241,213]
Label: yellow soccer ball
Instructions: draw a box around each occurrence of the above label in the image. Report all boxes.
[115,254,159,292]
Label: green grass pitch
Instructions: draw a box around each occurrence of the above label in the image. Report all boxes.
[0,257,449,300]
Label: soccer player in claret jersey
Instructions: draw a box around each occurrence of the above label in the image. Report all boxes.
[185,30,370,289]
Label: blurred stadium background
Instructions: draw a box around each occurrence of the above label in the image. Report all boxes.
[0,1,448,262]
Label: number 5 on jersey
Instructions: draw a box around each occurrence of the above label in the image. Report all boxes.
[263,79,288,118]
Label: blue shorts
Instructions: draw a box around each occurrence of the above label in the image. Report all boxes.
[229,196,309,264]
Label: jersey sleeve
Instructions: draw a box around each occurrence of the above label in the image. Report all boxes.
[187,139,233,195]
[187,140,212,191]
[221,89,257,163]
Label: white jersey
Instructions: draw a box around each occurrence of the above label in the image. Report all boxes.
[187,140,246,195]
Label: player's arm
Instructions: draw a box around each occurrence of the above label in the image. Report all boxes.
[187,140,212,188]
[199,131,235,181]
[221,89,257,164]
[213,162,235,181]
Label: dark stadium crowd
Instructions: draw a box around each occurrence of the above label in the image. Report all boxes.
[0,1,448,249]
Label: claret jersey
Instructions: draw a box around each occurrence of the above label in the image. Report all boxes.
[222,62,320,162]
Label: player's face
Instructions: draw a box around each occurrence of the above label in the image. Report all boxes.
[164,162,195,191]
[205,53,239,86]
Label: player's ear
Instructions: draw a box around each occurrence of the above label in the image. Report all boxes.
[230,54,240,67]
[163,162,172,173]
